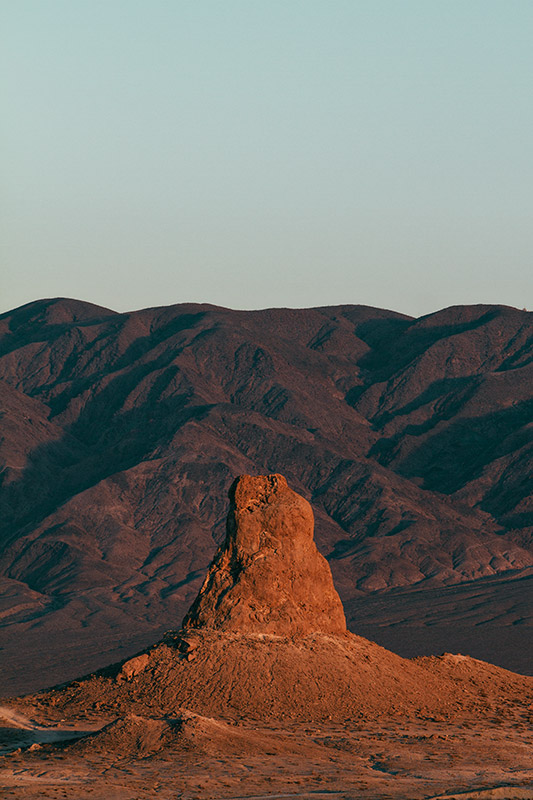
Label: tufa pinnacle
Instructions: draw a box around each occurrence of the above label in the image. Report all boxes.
[183,474,346,636]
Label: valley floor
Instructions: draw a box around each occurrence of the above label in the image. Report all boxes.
[1,709,532,800]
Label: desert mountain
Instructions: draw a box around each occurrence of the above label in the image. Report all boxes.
[0,298,531,691]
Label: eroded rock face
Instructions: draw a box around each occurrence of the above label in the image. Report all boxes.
[183,474,346,635]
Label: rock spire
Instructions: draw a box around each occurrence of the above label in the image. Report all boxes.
[183,474,346,635]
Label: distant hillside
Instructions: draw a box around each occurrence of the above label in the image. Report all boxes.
[0,298,531,692]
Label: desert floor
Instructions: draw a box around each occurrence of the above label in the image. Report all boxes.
[1,705,532,800]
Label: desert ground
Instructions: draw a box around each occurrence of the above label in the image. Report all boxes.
[1,701,533,799]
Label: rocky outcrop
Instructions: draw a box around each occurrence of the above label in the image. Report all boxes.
[183,474,347,635]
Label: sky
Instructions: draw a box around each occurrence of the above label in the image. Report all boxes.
[2,0,532,318]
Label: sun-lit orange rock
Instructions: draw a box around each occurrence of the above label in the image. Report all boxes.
[183,474,347,635]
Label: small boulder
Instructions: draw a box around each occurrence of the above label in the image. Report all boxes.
[118,653,150,682]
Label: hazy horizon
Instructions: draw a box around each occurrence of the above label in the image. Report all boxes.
[3,1,532,317]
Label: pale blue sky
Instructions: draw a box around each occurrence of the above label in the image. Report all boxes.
[2,1,532,316]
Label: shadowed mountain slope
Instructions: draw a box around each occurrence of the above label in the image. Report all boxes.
[0,298,531,691]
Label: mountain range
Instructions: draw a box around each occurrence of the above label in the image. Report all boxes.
[0,297,531,692]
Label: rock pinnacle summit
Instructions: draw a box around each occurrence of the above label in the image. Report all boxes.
[183,474,347,635]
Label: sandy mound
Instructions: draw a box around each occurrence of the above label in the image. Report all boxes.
[68,710,290,759]
[69,714,174,757]
[38,627,533,725]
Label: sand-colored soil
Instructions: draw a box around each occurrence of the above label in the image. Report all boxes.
[0,713,532,799]
[21,630,532,725]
